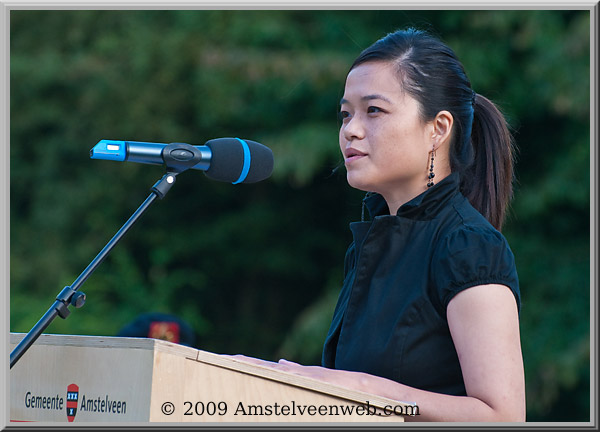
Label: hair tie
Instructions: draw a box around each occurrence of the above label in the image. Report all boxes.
[471,90,477,106]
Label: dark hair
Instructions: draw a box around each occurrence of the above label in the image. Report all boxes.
[350,28,515,230]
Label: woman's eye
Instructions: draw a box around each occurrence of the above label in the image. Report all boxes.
[367,106,383,114]
[338,110,351,121]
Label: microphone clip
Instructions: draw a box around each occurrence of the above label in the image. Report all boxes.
[151,143,206,199]
[162,143,206,174]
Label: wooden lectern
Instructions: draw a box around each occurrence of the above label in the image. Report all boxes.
[10,333,416,423]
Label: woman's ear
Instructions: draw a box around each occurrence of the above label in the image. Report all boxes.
[431,110,453,150]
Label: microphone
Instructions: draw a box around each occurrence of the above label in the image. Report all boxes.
[90,138,274,184]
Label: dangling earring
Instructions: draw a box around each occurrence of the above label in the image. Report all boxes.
[427,150,435,188]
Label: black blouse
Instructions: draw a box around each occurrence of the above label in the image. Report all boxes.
[322,173,520,396]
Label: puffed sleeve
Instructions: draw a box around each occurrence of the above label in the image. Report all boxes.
[431,226,520,315]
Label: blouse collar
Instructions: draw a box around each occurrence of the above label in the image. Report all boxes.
[362,173,460,221]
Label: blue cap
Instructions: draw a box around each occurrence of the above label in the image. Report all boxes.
[90,140,126,161]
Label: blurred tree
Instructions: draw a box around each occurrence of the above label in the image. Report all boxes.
[10,9,591,421]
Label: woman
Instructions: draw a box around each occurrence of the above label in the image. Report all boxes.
[235,28,525,422]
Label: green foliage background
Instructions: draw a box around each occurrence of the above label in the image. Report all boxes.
[10,9,591,422]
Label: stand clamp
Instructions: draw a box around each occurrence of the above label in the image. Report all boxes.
[54,286,87,319]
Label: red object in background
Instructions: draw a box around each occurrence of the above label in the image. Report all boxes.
[148,321,180,343]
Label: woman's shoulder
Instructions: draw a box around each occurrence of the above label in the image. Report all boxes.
[433,193,517,279]
[431,193,520,311]
[443,192,508,245]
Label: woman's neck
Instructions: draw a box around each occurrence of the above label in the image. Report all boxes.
[382,170,452,215]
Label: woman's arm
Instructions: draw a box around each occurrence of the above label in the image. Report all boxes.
[229,284,525,422]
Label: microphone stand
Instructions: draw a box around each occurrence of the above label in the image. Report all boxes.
[10,143,204,369]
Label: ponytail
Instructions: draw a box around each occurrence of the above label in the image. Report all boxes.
[462,93,515,231]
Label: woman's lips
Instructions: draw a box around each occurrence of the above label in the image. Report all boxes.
[344,148,367,164]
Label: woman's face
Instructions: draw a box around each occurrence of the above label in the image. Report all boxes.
[339,61,435,210]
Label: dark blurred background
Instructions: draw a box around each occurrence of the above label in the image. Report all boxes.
[9,9,591,422]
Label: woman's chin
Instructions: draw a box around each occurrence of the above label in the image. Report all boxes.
[346,175,374,193]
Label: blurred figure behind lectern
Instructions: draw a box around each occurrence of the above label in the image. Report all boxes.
[117,312,197,347]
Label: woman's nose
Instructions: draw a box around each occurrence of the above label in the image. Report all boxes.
[342,116,365,141]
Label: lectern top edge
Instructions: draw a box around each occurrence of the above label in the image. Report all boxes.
[10,332,196,353]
